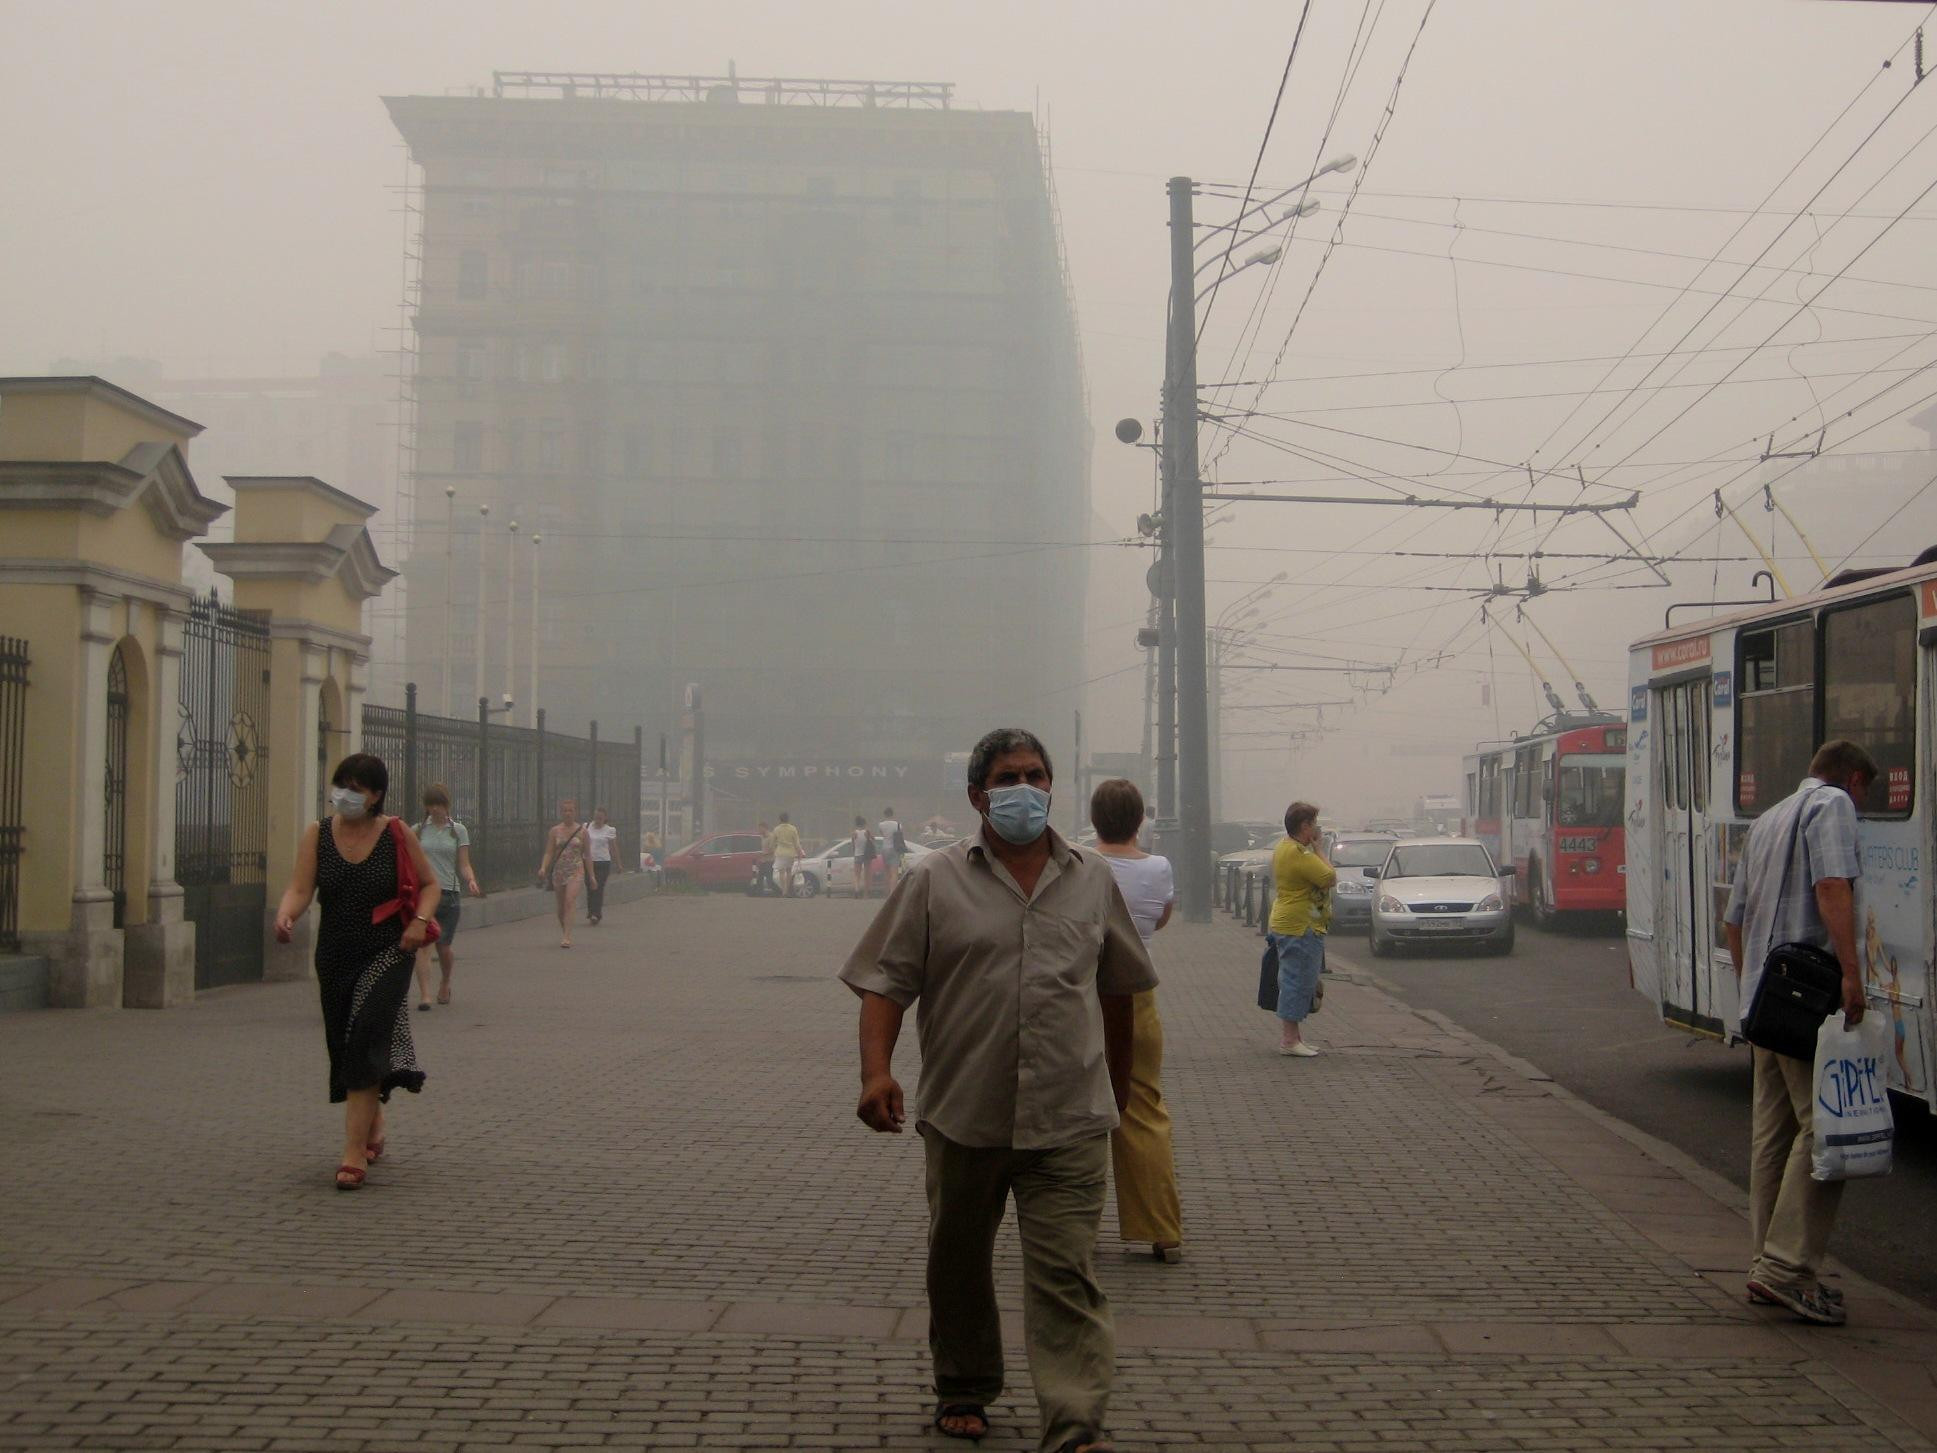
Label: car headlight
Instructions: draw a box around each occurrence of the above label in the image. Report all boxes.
[1378,895,1408,914]
[1475,893,1504,912]
[1338,879,1369,895]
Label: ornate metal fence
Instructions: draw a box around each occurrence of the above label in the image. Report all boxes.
[175,592,271,989]
[0,637,27,953]
[361,687,639,892]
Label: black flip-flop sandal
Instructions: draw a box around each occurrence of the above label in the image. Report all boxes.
[933,1403,989,1442]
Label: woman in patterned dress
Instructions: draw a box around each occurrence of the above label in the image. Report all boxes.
[537,798,591,949]
[275,753,440,1191]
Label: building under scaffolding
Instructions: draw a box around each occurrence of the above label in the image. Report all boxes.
[385,71,1088,838]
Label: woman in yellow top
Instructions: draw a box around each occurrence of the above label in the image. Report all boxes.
[1267,801,1335,1057]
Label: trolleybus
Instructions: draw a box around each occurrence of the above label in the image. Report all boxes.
[1626,560,1933,1106]
[1461,717,1627,923]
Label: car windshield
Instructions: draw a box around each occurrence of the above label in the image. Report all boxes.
[1332,839,1393,867]
[1385,844,1495,879]
[1557,755,1624,828]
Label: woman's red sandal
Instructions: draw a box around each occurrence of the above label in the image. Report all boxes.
[334,1165,367,1191]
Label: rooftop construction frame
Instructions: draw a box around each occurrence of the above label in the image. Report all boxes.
[488,71,955,108]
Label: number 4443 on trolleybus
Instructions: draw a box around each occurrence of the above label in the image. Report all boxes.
[1461,716,1628,924]
[1626,553,1937,1108]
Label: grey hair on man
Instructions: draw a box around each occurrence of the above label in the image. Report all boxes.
[966,728,1054,791]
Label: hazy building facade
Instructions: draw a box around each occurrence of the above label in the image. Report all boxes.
[386,73,1088,834]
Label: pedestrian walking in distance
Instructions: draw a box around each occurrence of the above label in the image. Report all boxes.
[1724,739,1877,1326]
[413,783,479,1011]
[538,799,592,949]
[584,806,619,924]
[771,812,803,898]
[1089,778,1183,1262]
[274,753,440,1191]
[850,815,877,898]
[879,805,907,894]
[842,727,1154,1453]
[1267,801,1335,1057]
[755,820,778,897]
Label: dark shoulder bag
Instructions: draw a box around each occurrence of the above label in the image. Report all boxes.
[1740,787,1844,1060]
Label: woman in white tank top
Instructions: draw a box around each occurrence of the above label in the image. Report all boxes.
[1090,778,1183,1260]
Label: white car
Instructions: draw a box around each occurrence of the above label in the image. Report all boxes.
[792,838,936,897]
[1368,837,1516,956]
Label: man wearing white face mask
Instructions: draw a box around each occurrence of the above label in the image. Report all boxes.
[841,727,1155,1453]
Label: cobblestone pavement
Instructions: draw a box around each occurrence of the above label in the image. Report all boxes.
[3,891,1935,1451]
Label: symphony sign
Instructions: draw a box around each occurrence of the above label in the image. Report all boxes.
[704,759,924,785]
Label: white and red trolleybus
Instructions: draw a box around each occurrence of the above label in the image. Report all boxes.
[1626,561,1934,1105]
[1461,717,1628,923]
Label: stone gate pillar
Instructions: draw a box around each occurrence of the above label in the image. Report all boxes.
[0,377,224,1008]
[202,477,395,983]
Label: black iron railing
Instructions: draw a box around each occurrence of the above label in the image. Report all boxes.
[363,686,641,893]
[0,637,27,953]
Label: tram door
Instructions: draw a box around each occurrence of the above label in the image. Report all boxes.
[1655,676,1716,1030]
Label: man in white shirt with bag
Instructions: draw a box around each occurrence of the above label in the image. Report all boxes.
[1723,738,1875,1327]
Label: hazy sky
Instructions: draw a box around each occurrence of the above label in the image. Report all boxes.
[6,0,1932,818]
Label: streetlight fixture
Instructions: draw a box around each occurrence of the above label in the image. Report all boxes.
[1195,245,1283,303]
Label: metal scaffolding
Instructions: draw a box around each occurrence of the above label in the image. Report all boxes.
[489,71,954,108]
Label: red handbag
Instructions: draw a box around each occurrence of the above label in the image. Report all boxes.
[372,816,441,943]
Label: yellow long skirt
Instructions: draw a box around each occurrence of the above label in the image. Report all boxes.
[1110,988,1183,1245]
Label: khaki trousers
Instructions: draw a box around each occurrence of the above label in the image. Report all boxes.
[1749,1046,1844,1289]
[1110,990,1183,1246]
[923,1128,1114,1453]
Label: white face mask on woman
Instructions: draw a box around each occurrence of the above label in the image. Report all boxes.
[330,785,373,820]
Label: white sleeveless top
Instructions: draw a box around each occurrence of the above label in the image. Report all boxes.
[1100,852,1175,944]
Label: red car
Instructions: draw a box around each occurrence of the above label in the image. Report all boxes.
[661,830,768,890]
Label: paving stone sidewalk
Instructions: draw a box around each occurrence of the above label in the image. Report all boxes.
[2,891,1934,1451]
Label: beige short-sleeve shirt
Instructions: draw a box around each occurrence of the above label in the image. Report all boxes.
[839,825,1159,1149]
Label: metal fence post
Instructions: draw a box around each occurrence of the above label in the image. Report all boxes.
[632,724,643,867]
[402,681,418,821]
[588,719,599,819]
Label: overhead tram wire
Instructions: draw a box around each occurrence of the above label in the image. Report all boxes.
[1194,0,1315,345]
[1203,0,1440,476]
[1201,0,1386,396]
[1530,19,1937,489]
[1444,13,1935,563]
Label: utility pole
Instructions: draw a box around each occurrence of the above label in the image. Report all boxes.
[1072,709,1084,833]
[1164,176,1212,921]
[528,531,542,728]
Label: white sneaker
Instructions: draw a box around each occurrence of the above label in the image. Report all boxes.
[1277,1042,1320,1057]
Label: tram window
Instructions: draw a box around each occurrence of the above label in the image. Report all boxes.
[1737,621,1814,816]
[1465,772,1477,815]
[1514,746,1539,817]
[1557,755,1624,827]
[1824,593,1915,817]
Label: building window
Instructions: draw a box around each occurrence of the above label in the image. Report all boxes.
[539,422,565,474]
[541,343,565,382]
[623,429,649,475]
[1824,593,1915,816]
[458,250,487,300]
[453,421,483,472]
[456,343,485,381]
[1737,620,1814,815]
[504,421,525,471]
[712,428,742,480]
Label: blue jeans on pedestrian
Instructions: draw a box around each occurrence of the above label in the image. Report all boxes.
[1270,930,1323,1023]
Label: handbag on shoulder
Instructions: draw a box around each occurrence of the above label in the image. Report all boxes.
[1742,941,1841,1060]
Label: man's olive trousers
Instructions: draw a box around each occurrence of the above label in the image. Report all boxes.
[922,1126,1114,1453]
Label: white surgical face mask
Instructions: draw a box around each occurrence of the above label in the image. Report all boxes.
[331,786,372,820]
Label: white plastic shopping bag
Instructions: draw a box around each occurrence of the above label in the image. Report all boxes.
[1811,1012,1894,1182]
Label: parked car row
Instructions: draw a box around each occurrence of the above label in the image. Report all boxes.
[660,830,943,896]
[1218,828,1516,958]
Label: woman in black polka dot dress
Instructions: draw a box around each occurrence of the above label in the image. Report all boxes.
[276,753,440,1190]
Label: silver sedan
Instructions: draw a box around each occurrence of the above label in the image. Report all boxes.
[1369,837,1516,956]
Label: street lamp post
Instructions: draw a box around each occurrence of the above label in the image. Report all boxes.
[1164,175,1213,922]
[474,503,490,709]
[528,531,541,729]
[441,485,456,716]
[506,520,519,714]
